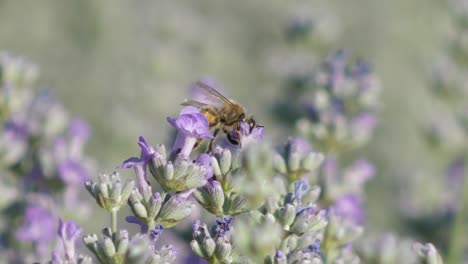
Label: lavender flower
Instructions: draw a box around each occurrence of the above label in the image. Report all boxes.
[149,224,164,242]
[332,194,365,225]
[118,136,155,192]
[167,107,213,158]
[215,216,234,237]
[15,204,57,257]
[57,219,83,261]
[58,160,90,185]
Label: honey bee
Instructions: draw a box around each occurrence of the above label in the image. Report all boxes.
[182,81,260,149]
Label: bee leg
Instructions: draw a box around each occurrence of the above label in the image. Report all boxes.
[227,131,239,146]
[207,128,220,153]
[193,138,204,150]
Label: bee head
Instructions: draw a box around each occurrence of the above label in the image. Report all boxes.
[245,115,257,132]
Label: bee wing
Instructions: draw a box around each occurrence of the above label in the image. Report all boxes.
[192,81,235,107]
[181,99,210,109]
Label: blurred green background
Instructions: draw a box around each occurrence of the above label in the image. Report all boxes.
[0,0,456,245]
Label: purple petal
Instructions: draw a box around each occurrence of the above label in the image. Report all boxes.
[117,157,141,169]
[125,216,149,233]
[195,154,214,179]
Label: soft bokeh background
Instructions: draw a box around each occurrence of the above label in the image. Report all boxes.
[0,0,462,257]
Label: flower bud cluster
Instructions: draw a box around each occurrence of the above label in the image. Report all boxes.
[85,172,134,213]
[127,186,195,229]
[295,51,380,152]
[148,143,209,191]
[273,138,324,183]
[83,228,176,264]
[194,147,247,216]
[190,218,235,263]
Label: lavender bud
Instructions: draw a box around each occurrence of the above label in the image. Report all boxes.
[302,152,324,171]
[110,180,122,201]
[116,230,129,255]
[164,162,174,180]
[274,250,287,264]
[83,234,98,250]
[290,208,328,234]
[131,200,148,219]
[121,180,135,201]
[215,237,232,262]
[148,193,163,219]
[289,152,301,172]
[226,193,247,215]
[202,237,216,257]
[211,156,223,178]
[173,160,189,179]
[99,182,109,198]
[101,237,116,258]
[219,148,232,175]
[210,181,225,211]
[280,204,296,229]
[157,193,195,227]
[273,153,287,175]
[191,240,206,258]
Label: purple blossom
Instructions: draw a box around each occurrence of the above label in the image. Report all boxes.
[58,160,89,185]
[333,194,365,225]
[57,219,82,260]
[275,250,287,261]
[195,153,214,180]
[346,159,375,185]
[215,216,233,237]
[294,180,309,200]
[167,107,213,157]
[149,224,164,242]
[304,239,321,254]
[118,136,156,191]
[126,216,149,233]
[68,118,90,159]
[296,206,316,217]
[15,204,57,256]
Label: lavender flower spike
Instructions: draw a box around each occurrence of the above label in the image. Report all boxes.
[57,219,83,261]
[167,106,213,158]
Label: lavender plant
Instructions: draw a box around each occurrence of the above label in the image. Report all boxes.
[2,50,447,263]
[0,53,94,263]
[270,12,446,262]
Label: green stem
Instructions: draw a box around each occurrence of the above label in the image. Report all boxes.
[111,209,118,236]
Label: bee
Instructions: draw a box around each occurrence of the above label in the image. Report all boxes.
[182,81,260,150]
